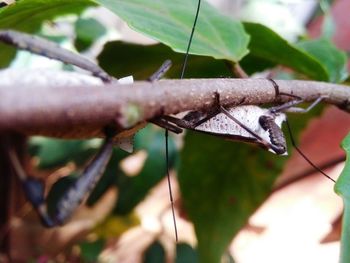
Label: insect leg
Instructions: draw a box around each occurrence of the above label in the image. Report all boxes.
[268,80,335,181]
[283,96,325,113]
[9,133,115,227]
[268,99,304,114]
[0,30,112,82]
[268,79,325,114]
[160,107,222,130]
[145,59,181,242]
[219,105,280,152]
[148,60,172,82]
[151,118,183,134]
[147,60,183,134]
[160,93,245,130]
[158,0,201,242]
[160,115,199,129]
[268,78,302,100]
[53,135,114,225]
[268,93,325,114]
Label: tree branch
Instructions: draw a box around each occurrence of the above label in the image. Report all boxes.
[0,70,349,139]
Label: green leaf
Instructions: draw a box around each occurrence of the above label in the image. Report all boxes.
[0,0,95,68]
[297,38,348,83]
[143,241,165,263]
[242,22,329,81]
[95,0,249,62]
[79,239,106,263]
[334,133,350,263]
[0,0,94,31]
[176,243,198,263]
[75,17,106,52]
[98,41,231,80]
[29,137,99,169]
[179,132,284,263]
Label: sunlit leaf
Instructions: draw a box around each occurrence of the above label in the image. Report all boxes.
[297,38,348,83]
[242,22,329,80]
[95,0,249,62]
[334,133,350,263]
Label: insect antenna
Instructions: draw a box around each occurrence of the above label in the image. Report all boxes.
[179,0,201,79]
[149,60,179,242]
[163,0,201,242]
[165,128,178,242]
[0,30,112,82]
[285,118,336,183]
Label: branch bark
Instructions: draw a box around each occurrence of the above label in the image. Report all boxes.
[0,71,349,139]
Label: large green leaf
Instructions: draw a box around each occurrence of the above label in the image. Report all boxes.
[94,0,249,62]
[0,0,95,68]
[297,38,348,83]
[243,22,329,81]
[334,133,350,263]
[98,41,231,80]
[179,132,284,263]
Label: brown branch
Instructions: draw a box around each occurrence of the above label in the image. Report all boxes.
[0,74,349,139]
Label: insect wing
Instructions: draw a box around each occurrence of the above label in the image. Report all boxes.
[194,105,286,151]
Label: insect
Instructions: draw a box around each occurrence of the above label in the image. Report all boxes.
[0,40,128,226]
[158,88,335,181]
[0,30,113,83]
[151,0,336,250]
[0,29,178,227]
[0,0,334,243]
[158,0,335,182]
